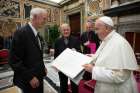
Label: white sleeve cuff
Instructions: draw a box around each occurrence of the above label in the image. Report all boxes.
[92,66,131,83]
[92,66,114,83]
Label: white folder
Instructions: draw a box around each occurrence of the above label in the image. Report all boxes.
[51,48,94,84]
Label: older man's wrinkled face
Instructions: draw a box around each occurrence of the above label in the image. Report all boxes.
[61,25,71,38]
[86,22,93,32]
[36,13,47,28]
[95,20,108,40]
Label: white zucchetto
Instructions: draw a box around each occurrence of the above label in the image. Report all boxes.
[98,16,114,27]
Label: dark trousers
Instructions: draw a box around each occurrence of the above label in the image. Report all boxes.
[14,79,43,93]
[58,72,78,93]
[82,71,92,80]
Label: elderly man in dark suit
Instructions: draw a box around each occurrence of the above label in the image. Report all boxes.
[54,23,81,93]
[9,8,47,93]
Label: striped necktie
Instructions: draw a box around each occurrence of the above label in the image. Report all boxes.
[36,33,42,49]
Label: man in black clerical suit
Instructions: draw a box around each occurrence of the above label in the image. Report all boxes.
[54,23,81,93]
[80,21,100,80]
[9,8,47,93]
[81,21,100,54]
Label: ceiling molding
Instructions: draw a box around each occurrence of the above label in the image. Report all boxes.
[32,0,61,7]
[103,1,140,17]
[32,0,71,7]
[59,0,71,5]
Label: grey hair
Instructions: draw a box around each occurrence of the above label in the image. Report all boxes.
[30,8,47,19]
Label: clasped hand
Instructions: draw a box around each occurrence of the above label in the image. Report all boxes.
[30,77,40,88]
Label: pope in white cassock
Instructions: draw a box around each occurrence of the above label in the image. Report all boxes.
[83,16,139,93]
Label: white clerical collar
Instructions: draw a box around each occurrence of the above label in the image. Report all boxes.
[103,30,115,42]
[28,22,38,36]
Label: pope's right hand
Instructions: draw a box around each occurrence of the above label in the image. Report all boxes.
[82,64,94,73]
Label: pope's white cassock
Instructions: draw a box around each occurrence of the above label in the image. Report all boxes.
[92,30,139,93]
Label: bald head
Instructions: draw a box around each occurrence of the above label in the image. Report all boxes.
[60,23,71,38]
[60,23,70,30]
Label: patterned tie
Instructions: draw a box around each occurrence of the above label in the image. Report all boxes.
[36,33,42,49]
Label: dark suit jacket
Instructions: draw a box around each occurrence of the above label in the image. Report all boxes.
[80,31,100,54]
[9,24,46,86]
[54,35,81,58]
